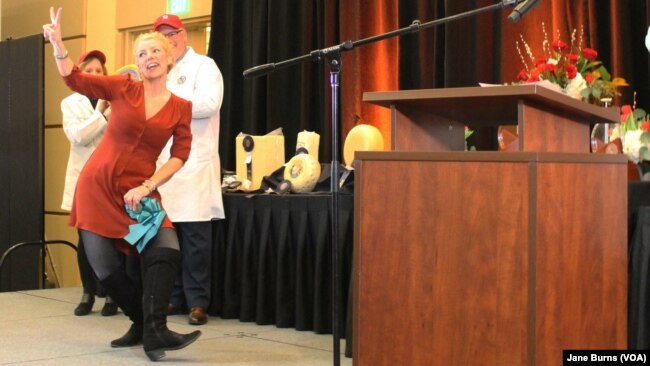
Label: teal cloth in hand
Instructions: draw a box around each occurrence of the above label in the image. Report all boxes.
[124,197,167,253]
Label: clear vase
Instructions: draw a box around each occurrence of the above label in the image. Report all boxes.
[590,97,623,153]
[591,123,623,153]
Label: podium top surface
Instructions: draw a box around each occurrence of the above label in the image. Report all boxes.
[363,84,619,126]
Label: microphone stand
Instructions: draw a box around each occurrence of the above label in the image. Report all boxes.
[243,1,522,364]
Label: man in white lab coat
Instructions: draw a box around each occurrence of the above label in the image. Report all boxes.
[154,13,224,325]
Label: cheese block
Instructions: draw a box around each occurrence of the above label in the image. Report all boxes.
[235,131,285,191]
[296,130,320,162]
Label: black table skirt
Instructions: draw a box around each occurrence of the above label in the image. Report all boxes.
[208,192,353,339]
[628,182,650,349]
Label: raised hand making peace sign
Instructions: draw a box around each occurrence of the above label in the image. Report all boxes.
[42,7,74,77]
[42,7,62,46]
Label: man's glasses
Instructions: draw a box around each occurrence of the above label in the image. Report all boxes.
[162,29,184,38]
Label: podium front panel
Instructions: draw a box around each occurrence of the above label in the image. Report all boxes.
[353,151,627,366]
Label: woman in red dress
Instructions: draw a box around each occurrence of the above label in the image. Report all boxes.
[43,7,200,361]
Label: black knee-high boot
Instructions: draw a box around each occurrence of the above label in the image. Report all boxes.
[99,268,143,347]
[142,247,201,361]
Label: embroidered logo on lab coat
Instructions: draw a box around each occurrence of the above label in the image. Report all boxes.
[177,75,186,85]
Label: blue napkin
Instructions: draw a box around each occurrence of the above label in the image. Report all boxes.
[124,197,167,253]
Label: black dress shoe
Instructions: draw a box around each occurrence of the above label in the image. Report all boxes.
[101,296,119,316]
[188,307,208,325]
[74,293,95,316]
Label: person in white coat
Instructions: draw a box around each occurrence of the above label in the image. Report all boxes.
[61,50,118,316]
[153,14,224,325]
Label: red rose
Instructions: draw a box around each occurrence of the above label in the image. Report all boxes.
[582,48,598,61]
[552,40,568,51]
[545,64,556,74]
[528,68,540,82]
[565,64,577,79]
[535,57,547,66]
[566,53,579,63]
[585,73,595,83]
[517,69,529,81]
[620,105,633,122]
[621,105,633,114]
[642,121,650,131]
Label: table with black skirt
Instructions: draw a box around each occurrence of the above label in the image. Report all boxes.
[628,182,650,349]
[208,192,353,354]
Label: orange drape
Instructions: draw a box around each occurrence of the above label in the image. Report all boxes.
[339,1,400,150]
[338,0,648,151]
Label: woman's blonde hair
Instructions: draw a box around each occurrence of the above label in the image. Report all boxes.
[133,31,175,74]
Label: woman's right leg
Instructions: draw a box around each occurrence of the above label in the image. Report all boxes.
[79,229,143,347]
[76,230,119,316]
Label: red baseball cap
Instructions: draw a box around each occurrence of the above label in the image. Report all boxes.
[77,50,106,66]
[153,14,184,31]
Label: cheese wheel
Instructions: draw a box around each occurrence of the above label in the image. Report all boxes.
[343,124,384,167]
[284,154,321,193]
[114,64,140,81]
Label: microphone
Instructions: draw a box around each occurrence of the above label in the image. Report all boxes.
[507,0,541,23]
[243,63,276,79]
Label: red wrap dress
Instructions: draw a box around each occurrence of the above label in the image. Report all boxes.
[63,67,192,239]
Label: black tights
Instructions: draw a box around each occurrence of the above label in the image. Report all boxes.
[79,228,179,281]
[77,232,102,295]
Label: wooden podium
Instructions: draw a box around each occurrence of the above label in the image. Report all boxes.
[363,84,619,153]
[353,86,628,365]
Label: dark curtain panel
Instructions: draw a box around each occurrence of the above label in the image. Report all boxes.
[0,35,44,291]
[210,0,650,170]
[209,0,337,171]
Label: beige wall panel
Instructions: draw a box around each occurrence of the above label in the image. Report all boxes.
[44,128,70,214]
[45,39,85,126]
[186,25,208,54]
[44,214,80,288]
[87,0,117,72]
[2,0,86,39]
[116,0,211,30]
[116,0,166,30]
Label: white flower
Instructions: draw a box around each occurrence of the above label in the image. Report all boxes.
[624,130,644,163]
[564,73,587,99]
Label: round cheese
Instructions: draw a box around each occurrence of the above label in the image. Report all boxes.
[284,154,321,193]
[343,124,384,167]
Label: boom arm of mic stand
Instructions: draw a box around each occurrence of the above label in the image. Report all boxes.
[243,0,520,78]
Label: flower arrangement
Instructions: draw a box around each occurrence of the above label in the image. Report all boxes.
[515,23,627,103]
[621,100,650,163]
